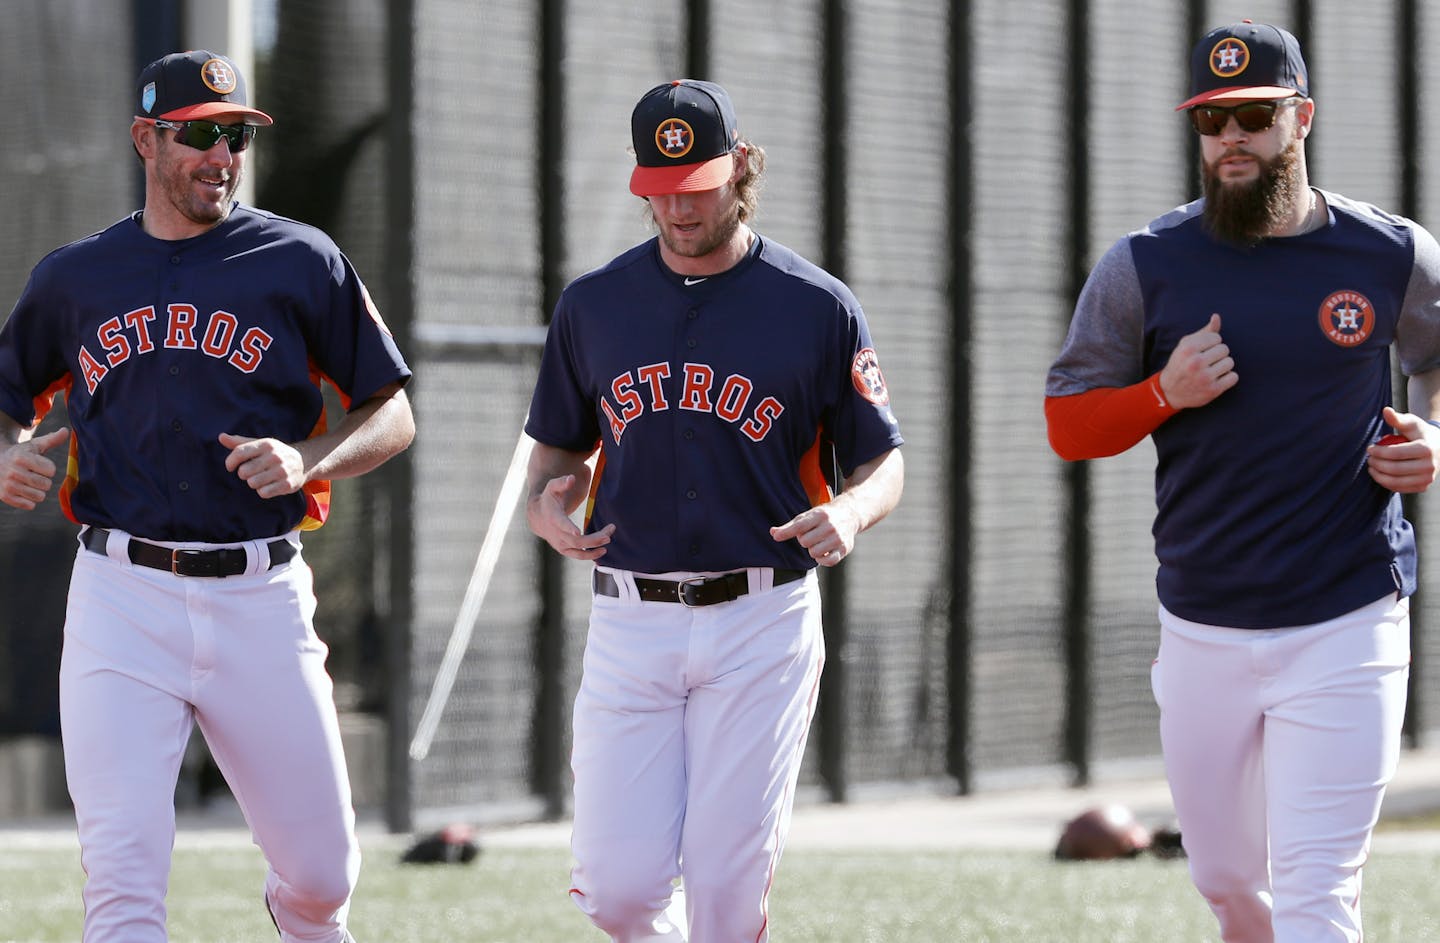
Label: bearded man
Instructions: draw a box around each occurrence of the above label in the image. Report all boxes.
[1044,20,1440,943]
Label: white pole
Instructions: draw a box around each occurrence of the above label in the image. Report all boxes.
[409,426,535,761]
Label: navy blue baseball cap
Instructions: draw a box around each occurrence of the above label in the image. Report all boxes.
[630,80,740,196]
[1176,21,1309,110]
[136,50,273,126]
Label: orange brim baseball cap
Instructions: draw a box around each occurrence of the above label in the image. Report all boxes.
[137,50,274,126]
[1175,21,1308,111]
[629,80,739,196]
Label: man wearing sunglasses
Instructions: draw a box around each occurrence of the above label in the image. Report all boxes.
[0,50,414,942]
[1046,20,1440,943]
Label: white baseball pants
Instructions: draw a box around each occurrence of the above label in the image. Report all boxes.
[568,567,823,943]
[1152,593,1410,943]
[59,531,360,942]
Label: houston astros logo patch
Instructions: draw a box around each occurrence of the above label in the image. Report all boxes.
[851,348,889,405]
[1210,38,1250,78]
[655,118,695,159]
[201,58,238,94]
[1318,290,1375,347]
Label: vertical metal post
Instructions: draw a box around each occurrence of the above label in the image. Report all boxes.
[383,0,418,834]
[132,0,184,207]
[1398,0,1423,748]
[945,0,975,796]
[1184,0,1208,199]
[816,0,850,804]
[1062,0,1093,788]
[1292,0,1316,176]
[532,0,569,821]
[687,0,711,79]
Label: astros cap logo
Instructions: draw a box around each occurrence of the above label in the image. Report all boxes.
[1317,290,1375,347]
[201,58,238,95]
[1210,37,1250,78]
[655,118,695,160]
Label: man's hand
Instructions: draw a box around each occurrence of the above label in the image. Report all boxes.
[1158,314,1238,409]
[1367,406,1440,493]
[771,501,863,567]
[0,427,71,510]
[219,432,307,499]
[526,473,614,560]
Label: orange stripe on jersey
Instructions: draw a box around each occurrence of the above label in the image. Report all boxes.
[300,480,331,531]
[33,376,82,525]
[798,433,834,508]
[310,359,354,411]
[31,375,71,428]
[584,447,606,530]
[298,358,337,530]
[58,433,81,526]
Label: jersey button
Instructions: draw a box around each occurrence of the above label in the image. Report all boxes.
[178,481,190,492]
[689,542,701,555]
[687,309,699,320]
[168,365,180,376]
[686,338,697,349]
[686,489,697,499]
[683,429,695,440]
[170,255,181,264]
[171,419,182,432]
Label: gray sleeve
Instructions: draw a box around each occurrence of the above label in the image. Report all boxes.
[1045,236,1146,396]
[1397,221,1440,377]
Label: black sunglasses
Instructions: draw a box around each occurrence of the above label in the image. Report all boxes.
[1188,99,1300,136]
[152,118,257,152]
[1186,99,1301,136]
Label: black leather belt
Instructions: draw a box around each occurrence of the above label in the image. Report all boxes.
[593,568,805,607]
[81,526,295,578]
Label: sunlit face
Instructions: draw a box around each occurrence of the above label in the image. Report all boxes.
[647,183,743,263]
[1197,98,1312,244]
[643,150,749,272]
[137,119,246,238]
[1197,99,1303,186]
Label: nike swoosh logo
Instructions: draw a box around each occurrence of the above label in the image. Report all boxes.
[684,276,707,286]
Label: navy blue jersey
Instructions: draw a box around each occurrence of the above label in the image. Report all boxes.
[1048,190,1440,628]
[526,235,904,573]
[0,204,412,542]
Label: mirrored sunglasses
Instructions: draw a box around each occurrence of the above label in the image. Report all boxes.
[152,118,257,152]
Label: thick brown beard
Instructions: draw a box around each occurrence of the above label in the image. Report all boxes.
[1201,138,1304,246]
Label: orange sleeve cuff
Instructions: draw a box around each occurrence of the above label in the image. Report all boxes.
[1045,374,1178,461]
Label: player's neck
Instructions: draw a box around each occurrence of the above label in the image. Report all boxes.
[138,199,232,241]
[1271,181,1322,238]
[658,224,754,278]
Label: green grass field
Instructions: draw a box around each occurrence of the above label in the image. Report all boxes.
[5,837,1440,942]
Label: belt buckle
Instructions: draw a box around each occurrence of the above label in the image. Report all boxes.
[170,548,204,576]
[678,576,708,608]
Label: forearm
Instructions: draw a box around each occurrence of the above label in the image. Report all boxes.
[524,442,596,517]
[834,448,904,533]
[1045,374,1177,461]
[298,384,415,482]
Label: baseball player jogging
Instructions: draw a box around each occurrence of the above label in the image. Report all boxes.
[1046,21,1440,943]
[0,51,413,942]
[524,79,904,942]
